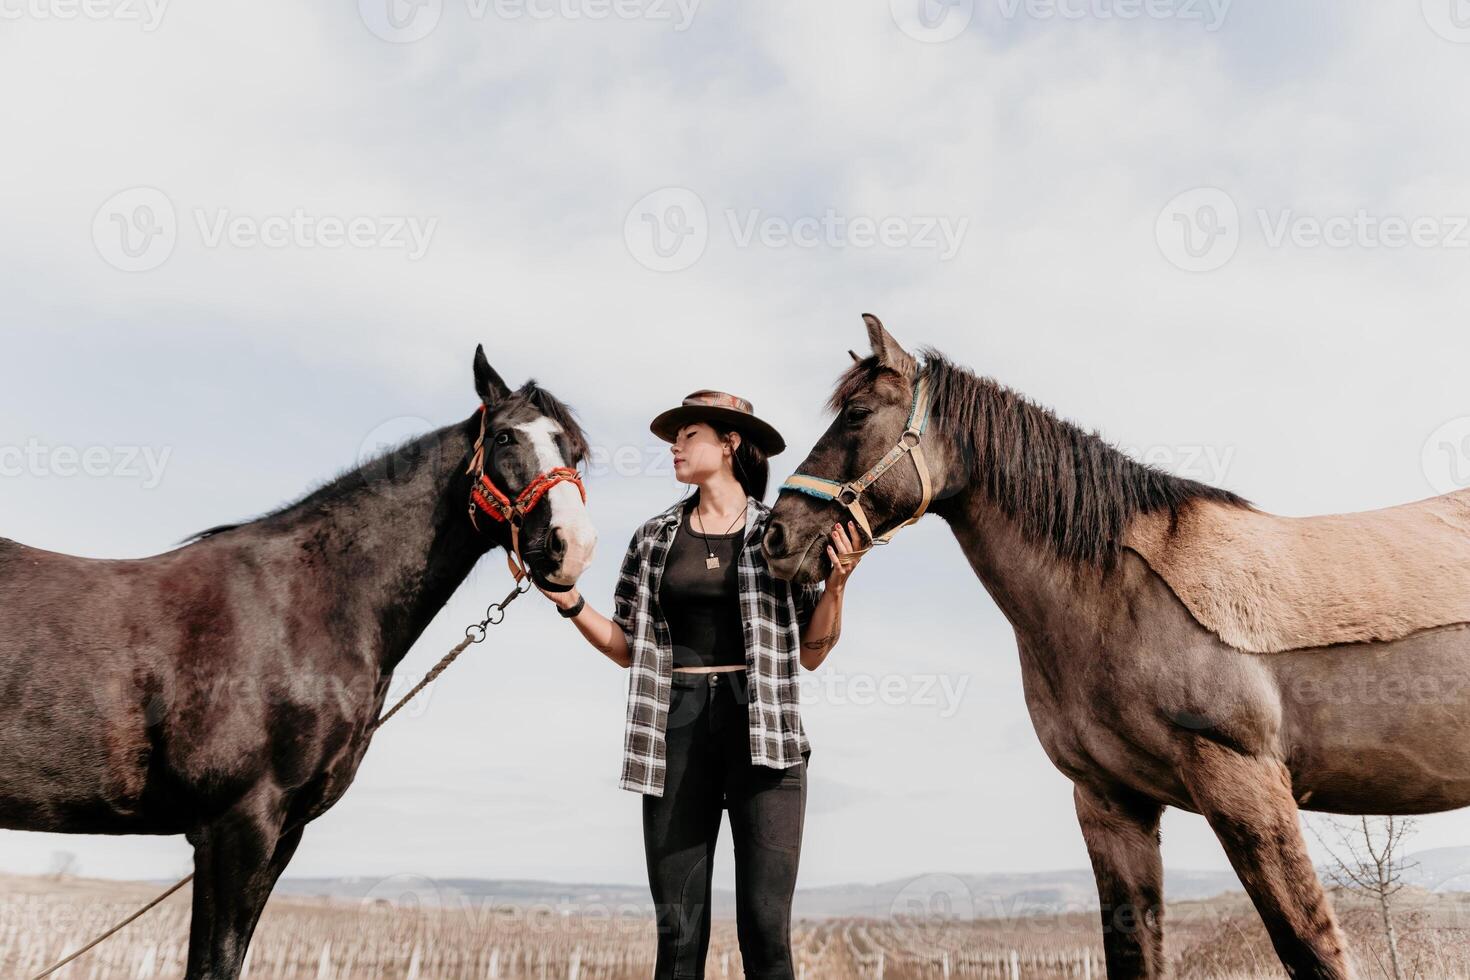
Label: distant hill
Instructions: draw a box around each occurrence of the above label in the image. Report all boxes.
[273,867,1242,920]
[274,846,1470,920]
[791,868,1244,919]
[1394,846,1470,892]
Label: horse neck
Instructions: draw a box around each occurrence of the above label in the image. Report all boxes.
[933,485,1108,645]
[260,418,491,674]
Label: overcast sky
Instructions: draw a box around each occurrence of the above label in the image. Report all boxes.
[6,0,1470,906]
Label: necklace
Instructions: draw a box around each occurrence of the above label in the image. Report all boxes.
[691,501,744,570]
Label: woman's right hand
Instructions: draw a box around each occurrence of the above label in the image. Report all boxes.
[537,583,581,611]
[534,580,630,667]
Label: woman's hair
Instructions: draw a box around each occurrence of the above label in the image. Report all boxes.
[705,420,770,501]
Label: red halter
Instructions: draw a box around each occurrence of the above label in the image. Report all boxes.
[465,403,587,585]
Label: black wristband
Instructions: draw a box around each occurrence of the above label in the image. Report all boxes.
[557,593,586,619]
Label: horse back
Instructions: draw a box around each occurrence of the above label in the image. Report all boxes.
[1123,489,1470,654]
[0,534,373,834]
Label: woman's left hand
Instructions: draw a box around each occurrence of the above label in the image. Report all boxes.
[825,519,864,590]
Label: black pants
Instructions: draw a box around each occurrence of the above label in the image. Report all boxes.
[643,668,808,980]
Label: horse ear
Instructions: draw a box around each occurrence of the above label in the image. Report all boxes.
[473,344,512,405]
[861,313,916,378]
[848,349,862,363]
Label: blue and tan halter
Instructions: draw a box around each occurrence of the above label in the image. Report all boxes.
[779,363,935,566]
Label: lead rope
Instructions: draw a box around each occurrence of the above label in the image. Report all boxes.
[29,554,533,980]
[375,556,531,729]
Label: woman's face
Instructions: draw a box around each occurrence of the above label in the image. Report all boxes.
[671,422,739,485]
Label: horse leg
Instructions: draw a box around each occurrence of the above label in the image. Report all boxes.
[1180,740,1354,979]
[183,791,297,980]
[1073,783,1166,979]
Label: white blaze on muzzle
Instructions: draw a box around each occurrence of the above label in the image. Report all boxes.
[517,417,596,582]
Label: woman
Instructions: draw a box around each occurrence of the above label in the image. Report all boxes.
[538,388,860,980]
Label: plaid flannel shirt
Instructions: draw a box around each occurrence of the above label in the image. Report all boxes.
[612,494,824,797]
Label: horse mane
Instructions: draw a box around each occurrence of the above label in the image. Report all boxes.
[826,347,1249,567]
[183,379,591,544]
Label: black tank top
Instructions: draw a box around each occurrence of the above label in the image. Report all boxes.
[659,506,746,669]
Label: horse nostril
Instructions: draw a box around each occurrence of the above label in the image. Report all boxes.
[548,527,567,561]
[764,521,787,558]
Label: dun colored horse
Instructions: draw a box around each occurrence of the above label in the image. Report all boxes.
[0,347,595,979]
[765,314,1470,980]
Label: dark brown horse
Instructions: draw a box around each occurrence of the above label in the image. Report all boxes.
[764,315,1470,979]
[0,347,595,979]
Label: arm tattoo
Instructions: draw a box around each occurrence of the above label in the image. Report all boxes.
[801,603,841,652]
[802,629,838,652]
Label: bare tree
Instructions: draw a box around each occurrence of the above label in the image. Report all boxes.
[46,850,78,880]
[1310,815,1418,980]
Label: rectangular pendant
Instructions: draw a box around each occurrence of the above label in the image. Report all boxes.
[705,556,720,570]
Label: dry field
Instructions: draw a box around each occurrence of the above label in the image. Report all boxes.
[6,873,1470,978]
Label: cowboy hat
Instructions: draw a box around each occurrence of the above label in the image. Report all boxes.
[649,389,786,455]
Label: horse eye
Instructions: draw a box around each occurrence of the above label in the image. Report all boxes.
[495,431,512,446]
[845,407,872,425]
